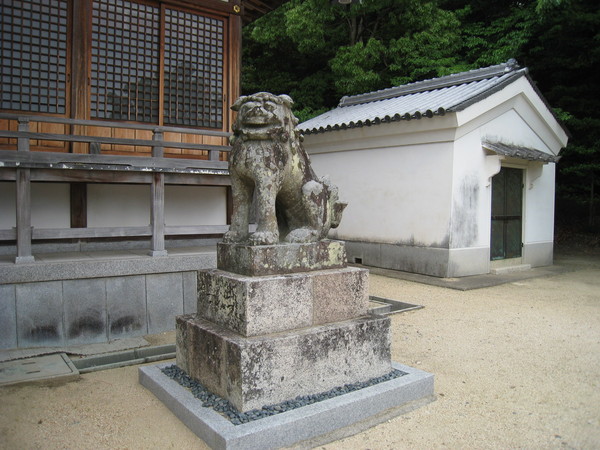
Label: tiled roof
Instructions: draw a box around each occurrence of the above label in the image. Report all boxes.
[482,141,560,163]
[300,60,528,134]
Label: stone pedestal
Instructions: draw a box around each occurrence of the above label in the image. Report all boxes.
[176,240,393,413]
[216,240,347,276]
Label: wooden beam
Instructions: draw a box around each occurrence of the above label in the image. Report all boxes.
[15,168,34,263]
[0,229,16,240]
[24,225,228,240]
[165,225,229,235]
[150,129,167,256]
[32,226,152,239]
[1,168,231,186]
[31,170,153,184]
[228,11,242,131]
[0,149,229,173]
[71,0,92,154]
[17,118,30,153]
[15,118,34,263]
[0,113,232,138]
[70,183,87,228]
[0,130,232,153]
[226,185,233,225]
[150,172,167,256]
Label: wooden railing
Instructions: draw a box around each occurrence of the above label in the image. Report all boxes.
[0,113,232,263]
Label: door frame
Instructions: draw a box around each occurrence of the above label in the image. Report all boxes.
[490,165,525,262]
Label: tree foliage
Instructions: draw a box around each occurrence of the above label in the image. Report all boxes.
[242,0,600,227]
[243,0,468,119]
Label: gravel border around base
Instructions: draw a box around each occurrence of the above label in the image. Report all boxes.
[161,364,407,425]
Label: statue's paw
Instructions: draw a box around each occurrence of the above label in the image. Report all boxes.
[285,228,319,243]
[223,230,247,243]
[249,231,279,246]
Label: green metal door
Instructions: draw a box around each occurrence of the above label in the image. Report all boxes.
[491,167,523,260]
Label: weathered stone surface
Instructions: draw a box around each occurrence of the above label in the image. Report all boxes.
[182,271,198,314]
[176,314,391,412]
[223,92,346,246]
[217,240,346,276]
[198,269,313,337]
[0,285,17,349]
[106,276,147,339]
[63,278,107,345]
[197,266,368,336]
[16,281,64,347]
[312,267,369,326]
[147,273,183,334]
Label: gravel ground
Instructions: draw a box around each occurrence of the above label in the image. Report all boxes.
[1,252,599,449]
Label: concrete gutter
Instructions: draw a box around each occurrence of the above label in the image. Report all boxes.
[0,344,175,387]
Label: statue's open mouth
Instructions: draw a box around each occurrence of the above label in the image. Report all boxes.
[241,107,281,127]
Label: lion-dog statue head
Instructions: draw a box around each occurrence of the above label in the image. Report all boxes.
[223,92,346,245]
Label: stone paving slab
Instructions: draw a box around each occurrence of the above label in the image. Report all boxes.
[139,361,434,450]
[0,353,79,387]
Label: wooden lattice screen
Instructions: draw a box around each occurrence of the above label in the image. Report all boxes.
[90,1,225,129]
[164,8,225,129]
[0,0,69,114]
[91,0,161,122]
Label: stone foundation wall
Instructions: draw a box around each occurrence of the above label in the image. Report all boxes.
[0,251,216,350]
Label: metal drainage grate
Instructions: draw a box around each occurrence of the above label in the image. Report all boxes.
[368,296,423,315]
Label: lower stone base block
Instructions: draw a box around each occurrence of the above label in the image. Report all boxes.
[139,361,435,450]
[176,314,391,412]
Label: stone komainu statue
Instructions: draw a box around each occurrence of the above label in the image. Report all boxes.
[224,92,346,246]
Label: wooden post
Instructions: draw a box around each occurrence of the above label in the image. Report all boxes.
[149,129,167,256]
[70,0,92,154]
[15,118,35,263]
[70,183,87,228]
[226,185,233,225]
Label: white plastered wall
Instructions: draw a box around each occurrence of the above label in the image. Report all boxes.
[87,184,151,227]
[0,182,70,229]
[165,185,227,226]
[305,123,454,247]
[87,184,227,227]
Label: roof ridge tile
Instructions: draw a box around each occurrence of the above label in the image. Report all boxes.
[338,59,520,107]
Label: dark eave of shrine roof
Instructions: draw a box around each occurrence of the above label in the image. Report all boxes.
[242,0,288,24]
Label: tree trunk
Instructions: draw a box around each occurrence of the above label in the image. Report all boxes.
[589,174,595,226]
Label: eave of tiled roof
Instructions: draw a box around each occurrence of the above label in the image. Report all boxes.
[299,60,531,135]
[483,141,561,163]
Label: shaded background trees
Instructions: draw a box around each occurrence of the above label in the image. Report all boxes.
[242,0,600,242]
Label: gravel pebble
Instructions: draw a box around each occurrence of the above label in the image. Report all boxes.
[161,365,406,424]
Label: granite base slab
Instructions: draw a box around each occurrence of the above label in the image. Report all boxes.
[139,361,434,450]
